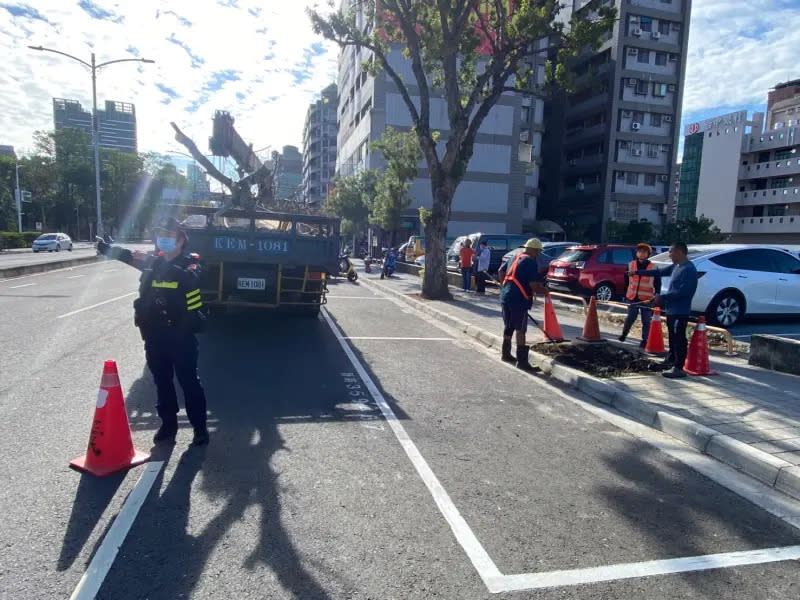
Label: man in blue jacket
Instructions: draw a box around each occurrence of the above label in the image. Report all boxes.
[631,242,697,379]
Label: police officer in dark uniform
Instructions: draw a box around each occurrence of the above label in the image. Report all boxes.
[96,218,209,446]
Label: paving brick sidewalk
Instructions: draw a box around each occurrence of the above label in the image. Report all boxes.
[365,272,800,469]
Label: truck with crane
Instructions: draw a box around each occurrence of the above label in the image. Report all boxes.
[163,111,341,316]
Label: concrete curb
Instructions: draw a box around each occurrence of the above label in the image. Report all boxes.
[363,277,800,502]
[0,254,102,279]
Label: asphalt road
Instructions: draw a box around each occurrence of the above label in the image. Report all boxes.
[0,243,153,270]
[1,264,800,599]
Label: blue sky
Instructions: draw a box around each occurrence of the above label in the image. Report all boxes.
[0,0,798,164]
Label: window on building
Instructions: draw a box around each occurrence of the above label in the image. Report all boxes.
[658,21,670,35]
[655,52,668,66]
[776,148,797,160]
[640,17,652,32]
[771,177,793,189]
[635,80,648,95]
[653,83,668,97]
[638,49,650,63]
[626,172,639,185]
[644,173,657,186]
[650,113,662,127]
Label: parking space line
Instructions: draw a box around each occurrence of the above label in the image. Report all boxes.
[342,336,454,341]
[498,546,800,592]
[69,461,163,600]
[57,292,137,319]
[321,308,505,593]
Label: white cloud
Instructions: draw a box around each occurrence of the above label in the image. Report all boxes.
[0,0,337,157]
[681,0,799,119]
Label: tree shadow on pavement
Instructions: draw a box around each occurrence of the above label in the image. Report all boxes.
[92,310,398,599]
[595,440,800,597]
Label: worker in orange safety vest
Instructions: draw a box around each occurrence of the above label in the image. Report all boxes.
[619,242,661,348]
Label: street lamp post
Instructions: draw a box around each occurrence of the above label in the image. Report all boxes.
[29,45,154,237]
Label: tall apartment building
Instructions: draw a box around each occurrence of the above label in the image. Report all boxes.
[677,107,800,243]
[335,2,542,236]
[186,163,211,201]
[0,145,15,158]
[53,98,138,153]
[766,79,800,131]
[540,0,691,241]
[302,83,338,205]
[273,145,303,201]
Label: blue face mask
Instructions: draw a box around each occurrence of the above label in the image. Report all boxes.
[156,236,177,254]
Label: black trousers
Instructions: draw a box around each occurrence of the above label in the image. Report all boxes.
[475,270,486,293]
[666,315,689,369]
[144,332,207,430]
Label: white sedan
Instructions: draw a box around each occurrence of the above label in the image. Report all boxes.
[651,244,800,327]
[32,233,73,253]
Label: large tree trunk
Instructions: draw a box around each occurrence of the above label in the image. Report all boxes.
[421,176,455,300]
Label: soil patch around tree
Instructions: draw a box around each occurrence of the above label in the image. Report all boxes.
[533,341,669,378]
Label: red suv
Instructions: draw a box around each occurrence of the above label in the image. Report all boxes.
[546,245,637,301]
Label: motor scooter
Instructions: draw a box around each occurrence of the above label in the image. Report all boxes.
[339,253,358,282]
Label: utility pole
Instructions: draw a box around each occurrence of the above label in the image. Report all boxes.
[28,45,154,237]
[14,161,22,233]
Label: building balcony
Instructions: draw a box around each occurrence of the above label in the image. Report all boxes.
[737,186,800,206]
[734,215,800,234]
[567,93,609,116]
[744,126,799,152]
[562,154,605,172]
[739,157,800,180]
[565,123,606,141]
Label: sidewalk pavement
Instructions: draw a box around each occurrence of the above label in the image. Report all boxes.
[361,271,800,502]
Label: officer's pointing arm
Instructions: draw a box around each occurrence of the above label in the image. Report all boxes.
[96,237,154,271]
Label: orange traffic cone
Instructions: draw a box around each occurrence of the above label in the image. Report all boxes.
[542,293,566,341]
[578,296,602,342]
[644,307,666,355]
[684,317,718,376]
[70,361,149,477]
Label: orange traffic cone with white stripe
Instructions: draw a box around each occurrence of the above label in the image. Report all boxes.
[683,317,718,376]
[70,361,149,477]
[644,307,666,355]
[542,293,565,341]
[578,296,603,342]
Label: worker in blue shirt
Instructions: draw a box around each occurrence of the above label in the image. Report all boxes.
[630,241,698,379]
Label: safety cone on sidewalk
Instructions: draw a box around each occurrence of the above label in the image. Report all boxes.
[684,317,718,376]
[644,308,666,355]
[578,296,603,342]
[543,293,566,341]
[70,361,149,477]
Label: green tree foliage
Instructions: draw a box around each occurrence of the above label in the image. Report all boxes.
[662,215,726,244]
[325,170,377,239]
[370,127,422,243]
[310,0,615,298]
[605,219,655,244]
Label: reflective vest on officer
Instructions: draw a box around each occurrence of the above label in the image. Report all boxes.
[503,253,531,300]
[626,260,655,301]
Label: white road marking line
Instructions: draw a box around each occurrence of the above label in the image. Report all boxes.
[499,546,800,592]
[9,283,36,289]
[322,308,505,593]
[57,292,137,319]
[0,260,108,282]
[356,278,800,592]
[67,275,85,279]
[69,461,163,600]
[326,296,389,300]
[342,336,454,341]
[103,269,119,273]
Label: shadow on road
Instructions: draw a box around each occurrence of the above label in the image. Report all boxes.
[596,441,800,597]
[80,309,401,599]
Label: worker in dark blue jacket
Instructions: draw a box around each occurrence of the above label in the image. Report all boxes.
[631,241,698,379]
[97,218,209,445]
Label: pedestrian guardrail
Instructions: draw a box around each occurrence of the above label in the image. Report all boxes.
[546,292,588,313]
[595,299,736,356]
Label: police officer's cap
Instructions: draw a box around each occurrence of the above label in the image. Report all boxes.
[156,217,188,240]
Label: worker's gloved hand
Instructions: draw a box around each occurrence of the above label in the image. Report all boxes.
[95,236,109,256]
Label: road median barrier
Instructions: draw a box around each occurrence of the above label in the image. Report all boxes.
[0,254,104,279]
[363,276,800,503]
[748,335,800,376]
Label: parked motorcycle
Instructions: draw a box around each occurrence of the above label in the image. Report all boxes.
[364,257,373,273]
[380,250,397,280]
[339,254,358,282]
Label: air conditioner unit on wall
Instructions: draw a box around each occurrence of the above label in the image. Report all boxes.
[651,31,661,40]
[521,97,532,107]
[627,78,637,87]
[632,28,642,37]
[669,53,678,62]
[629,16,639,23]
[668,84,677,92]
[632,122,641,131]
[659,174,669,182]
[628,47,638,55]
[631,148,643,156]
[520,130,529,142]
[664,115,673,122]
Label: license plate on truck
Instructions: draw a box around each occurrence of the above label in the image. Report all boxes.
[554,268,566,276]
[237,277,266,290]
